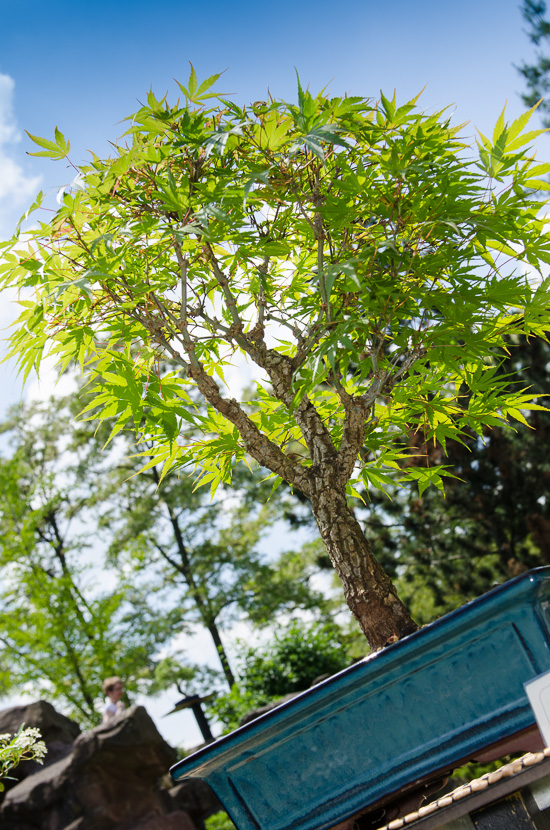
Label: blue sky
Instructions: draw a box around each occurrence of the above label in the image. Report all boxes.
[0,0,538,174]
[0,0,545,743]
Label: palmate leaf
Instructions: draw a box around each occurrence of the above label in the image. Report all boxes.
[176,63,224,104]
[26,128,70,160]
[259,111,290,151]
[477,101,548,177]
[404,466,456,498]
[289,123,351,163]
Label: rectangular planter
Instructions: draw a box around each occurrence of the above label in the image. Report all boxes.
[170,567,550,830]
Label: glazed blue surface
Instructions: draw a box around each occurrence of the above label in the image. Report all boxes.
[171,568,550,830]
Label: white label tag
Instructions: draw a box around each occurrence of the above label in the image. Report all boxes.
[525,670,550,747]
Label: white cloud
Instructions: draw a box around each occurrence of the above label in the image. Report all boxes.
[0,73,42,236]
[0,75,44,418]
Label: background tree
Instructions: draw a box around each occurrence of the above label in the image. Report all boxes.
[518,1,550,125]
[368,335,550,622]
[3,72,550,650]
[65,387,329,688]
[98,452,328,688]
[0,408,177,724]
[0,393,327,715]
[209,620,351,731]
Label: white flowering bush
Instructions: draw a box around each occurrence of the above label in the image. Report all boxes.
[0,725,47,791]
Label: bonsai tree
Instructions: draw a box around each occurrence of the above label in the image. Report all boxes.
[2,69,550,650]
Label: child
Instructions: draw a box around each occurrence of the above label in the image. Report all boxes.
[102,676,126,723]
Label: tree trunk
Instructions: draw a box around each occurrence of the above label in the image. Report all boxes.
[151,465,237,689]
[168,513,236,688]
[207,623,236,689]
[310,485,418,651]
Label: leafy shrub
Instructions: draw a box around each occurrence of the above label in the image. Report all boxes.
[205,811,236,830]
[209,620,349,731]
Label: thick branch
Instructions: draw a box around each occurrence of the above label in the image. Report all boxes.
[205,243,246,332]
[120,281,309,491]
[314,212,331,321]
[334,390,370,488]
[361,372,389,410]
[259,350,338,470]
[361,345,426,409]
[172,239,260,362]
[248,256,270,343]
[113,248,336,493]
[292,321,328,370]
[187,359,312,495]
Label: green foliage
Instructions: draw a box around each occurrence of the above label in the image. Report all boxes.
[0,726,47,791]
[84,402,328,686]
[518,2,550,127]
[25,126,71,160]
[204,812,236,830]
[0,393,326,715]
[150,656,197,695]
[277,333,550,628]
[307,332,550,625]
[148,656,222,700]
[0,402,179,724]
[209,686,262,734]
[210,620,350,730]
[237,620,349,697]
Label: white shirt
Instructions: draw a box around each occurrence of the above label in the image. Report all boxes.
[102,698,125,723]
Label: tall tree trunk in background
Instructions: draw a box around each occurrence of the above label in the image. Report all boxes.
[150,463,236,688]
[167,508,236,688]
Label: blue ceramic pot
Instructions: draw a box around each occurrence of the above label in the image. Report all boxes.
[171,568,550,830]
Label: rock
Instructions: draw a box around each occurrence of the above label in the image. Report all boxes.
[71,704,177,773]
[168,778,223,824]
[2,754,74,809]
[0,699,81,745]
[0,703,218,830]
[0,699,80,771]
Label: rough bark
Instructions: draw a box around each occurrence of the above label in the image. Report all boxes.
[258,353,418,649]
[310,483,418,650]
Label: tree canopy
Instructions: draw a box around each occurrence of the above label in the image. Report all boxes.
[2,70,550,648]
